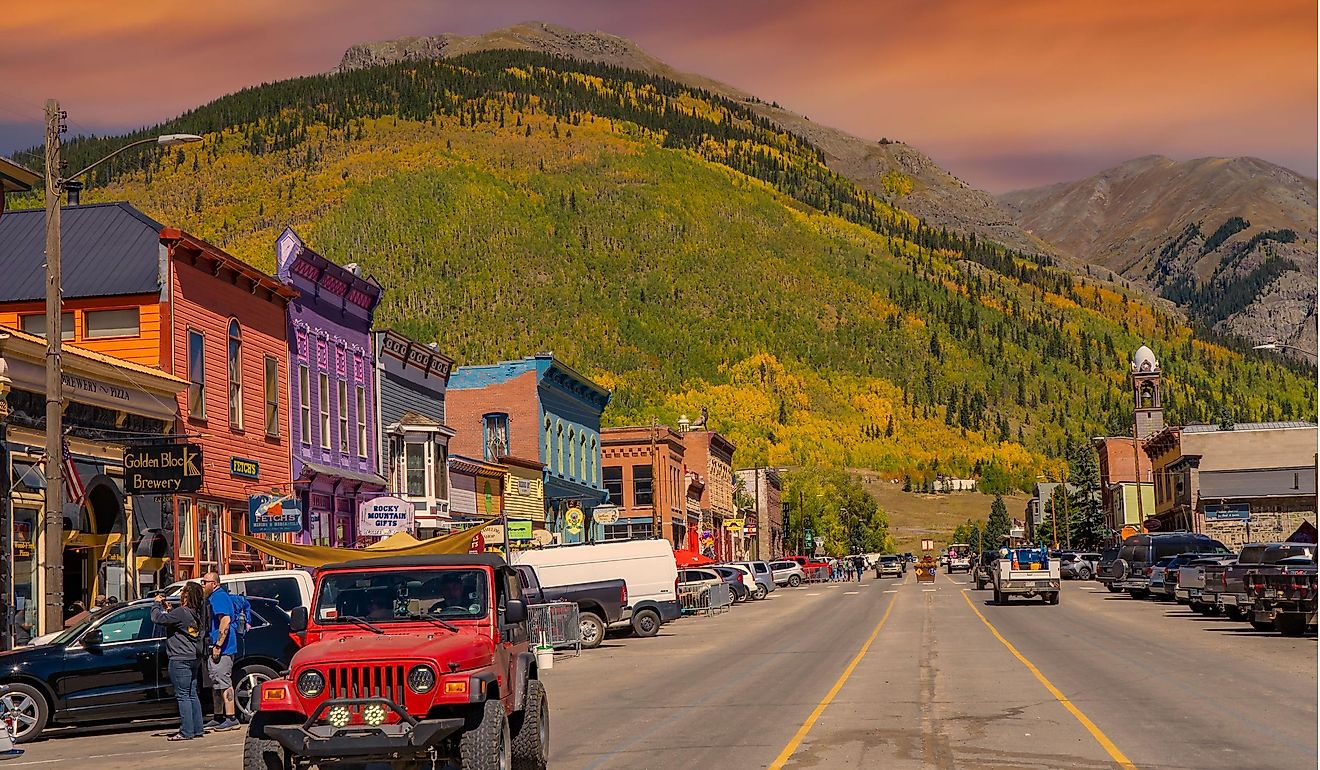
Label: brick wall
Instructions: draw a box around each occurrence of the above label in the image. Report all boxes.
[446,373,540,461]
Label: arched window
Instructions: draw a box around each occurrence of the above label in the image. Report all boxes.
[544,417,552,464]
[567,429,576,479]
[227,319,242,429]
[579,434,586,480]
[589,438,597,485]
[555,421,564,474]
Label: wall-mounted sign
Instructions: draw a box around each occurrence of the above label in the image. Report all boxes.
[564,505,585,535]
[230,456,260,479]
[358,495,414,536]
[123,443,203,494]
[593,505,620,525]
[1204,504,1251,522]
[507,520,534,541]
[248,494,302,534]
[724,518,745,531]
[920,539,934,552]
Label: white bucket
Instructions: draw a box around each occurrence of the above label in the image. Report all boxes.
[535,646,554,670]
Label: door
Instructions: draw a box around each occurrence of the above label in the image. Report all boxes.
[57,605,165,717]
[494,569,522,711]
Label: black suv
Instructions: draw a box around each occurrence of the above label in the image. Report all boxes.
[0,596,296,742]
[1111,532,1230,598]
[972,551,998,590]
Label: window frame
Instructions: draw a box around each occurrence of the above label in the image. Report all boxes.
[20,311,74,341]
[227,319,243,431]
[83,307,141,340]
[405,440,427,497]
[603,465,623,506]
[187,328,207,420]
[632,463,654,507]
[298,366,311,444]
[264,356,279,437]
[318,373,331,449]
[337,380,349,453]
[355,386,367,458]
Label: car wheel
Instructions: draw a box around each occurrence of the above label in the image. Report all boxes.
[510,679,549,770]
[1128,589,1149,599]
[754,585,768,600]
[235,664,280,723]
[631,608,661,638]
[993,588,1005,606]
[0,683,48,744]
[1047,592,1060,606]
[460,699,511,770]
[244,733,292,770]
[1106,583,1122,593]
[1276,615,1307,637]
[975,579,985,590]
[788,574,802,588]
[1078,567,1092,581]
[577,612,606,650]
[1225,606,1246,621]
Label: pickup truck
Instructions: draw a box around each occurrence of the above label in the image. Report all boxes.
[946,544,973,574]
[1202,542,1316,621]
[1245,557,1317,636]
[874,555,903,579]
[991,547,1060,605]
[1176,555,1237,612]
[513,563,628,649]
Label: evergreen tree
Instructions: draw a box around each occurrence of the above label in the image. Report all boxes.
[1066,442,1108,549]
[985,494,1010,547]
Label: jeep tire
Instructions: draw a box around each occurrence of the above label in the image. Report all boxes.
[578,612,606,649]
[511,679,549,770]
[460,699,511,770]
[631,608,661,637]
[243,733,291,770]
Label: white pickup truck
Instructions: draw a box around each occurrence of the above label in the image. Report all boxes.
[991,547,1060,605]
[946,544,973,574]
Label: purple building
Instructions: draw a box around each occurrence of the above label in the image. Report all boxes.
[275,228,386,547]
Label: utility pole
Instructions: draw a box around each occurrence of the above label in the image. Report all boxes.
[39,99,65,636]
[650,416,660,543]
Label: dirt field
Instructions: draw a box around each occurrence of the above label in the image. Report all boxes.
[853,472,1031,554]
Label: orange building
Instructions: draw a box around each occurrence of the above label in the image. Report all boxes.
[600,425,687,546]
[0,202,296,578]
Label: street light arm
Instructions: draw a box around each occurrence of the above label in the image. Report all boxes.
[1252,342,1319,360]
[64,134,202,184]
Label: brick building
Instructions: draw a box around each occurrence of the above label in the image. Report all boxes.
[600,425,686,545]
[677,416,738,560]
[735,467,783,559]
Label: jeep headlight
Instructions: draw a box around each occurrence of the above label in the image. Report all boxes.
[407,665,437,694]
[297,669,325,698]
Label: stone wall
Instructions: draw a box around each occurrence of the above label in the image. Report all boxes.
[1199,500,1315,550]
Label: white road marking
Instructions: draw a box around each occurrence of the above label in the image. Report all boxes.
[922,588,937,592]
[844,591,858,595]
[883,590,898,594]
[806,592,821,596]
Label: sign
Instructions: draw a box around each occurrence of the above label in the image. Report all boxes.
[593,505,620,525]
[564,506,585,536]
[803,528,814,547]
[358,495,415,537]
[123,443,204,494]
[230,456,260,479]
[744,525,758,536]
[1204,504,1251,522]
[248,494,302,534]
[470,532,485,554]
[507,520,534,541]
[921,539,935,552]
[724,518,745,531]
[481,524,505,545]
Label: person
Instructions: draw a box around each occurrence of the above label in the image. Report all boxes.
[152,584,205,741]
[200,572,240,731]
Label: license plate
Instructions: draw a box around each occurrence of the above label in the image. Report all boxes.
[1175,589,1189,599]
[1222,595,1238,606]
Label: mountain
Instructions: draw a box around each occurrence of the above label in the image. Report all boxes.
[335,22,1045,256]
[19,49,1315,491]
[999,155,1318,353]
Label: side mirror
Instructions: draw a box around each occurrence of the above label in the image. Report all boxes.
[289,606,308,633]
[504,599,527,625]
[81,629,103,647]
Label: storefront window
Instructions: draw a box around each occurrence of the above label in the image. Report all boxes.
[198,502,224,571]
[310,493,333,546]
[11,507,38,645]
[406,442,427,497]
[176,497,194,559]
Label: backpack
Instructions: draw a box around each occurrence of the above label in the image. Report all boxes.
[230,592,252,638]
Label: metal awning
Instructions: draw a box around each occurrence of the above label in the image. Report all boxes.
[298,460,386,487]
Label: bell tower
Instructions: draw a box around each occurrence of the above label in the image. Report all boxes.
[1131,344,1164,439]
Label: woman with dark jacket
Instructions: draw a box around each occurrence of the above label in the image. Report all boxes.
[152,583,205,740]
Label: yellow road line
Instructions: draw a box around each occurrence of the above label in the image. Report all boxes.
[959,590,1137,770]
[768,593,898,769]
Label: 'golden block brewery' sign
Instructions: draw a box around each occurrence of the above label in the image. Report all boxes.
[123,444,204,493]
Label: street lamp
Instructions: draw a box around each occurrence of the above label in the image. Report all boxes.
[39,99,200,634]
[1252,339,1319,359]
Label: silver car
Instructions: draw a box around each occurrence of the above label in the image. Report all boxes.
[874,555,904,579]
[769,559,806,587]
[731,560,776,598]
[1059,552,1102,580]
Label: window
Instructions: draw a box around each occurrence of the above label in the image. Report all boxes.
[298,366,311,444]
[579,434,586,480]
[318,374,330,449]
[483,414,509,461]
[227,320,243,429]
[544,418,552,464]
[94,606,154,644]
[602,522,652,542]
[555,422,564,473]
[337,381,349,452]
[567,429,575,478]
[590,438,597,485]
[603,466,623,505]
[632,464,654,507]
[434,443,448,498]
[20,312,73,340]
[243,577,303,613]
[176,497,194,559]
[84,308,140,339]
[406,442,427,497]
[187,329,206,419]
[264,357,279,436]
[356,386,367,457]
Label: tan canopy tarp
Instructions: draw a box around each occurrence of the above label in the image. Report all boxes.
[228,518,497,568]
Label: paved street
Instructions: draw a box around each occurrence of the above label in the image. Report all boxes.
[7,574,1315,769]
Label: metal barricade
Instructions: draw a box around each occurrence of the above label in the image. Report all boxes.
[527,602,582,656]
[807,565,831,583]
[679,583,734,617]
[707,583,733,614]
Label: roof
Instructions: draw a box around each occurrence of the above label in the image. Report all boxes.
[498,454,545,471]
[0,202,165,302]
[161,228,296,300]
[0,157,39,193]
[1198,467,1316,499]
[0,324,187,388]
[322,554,508,570]
[450,354,611,410]
[297,460,387,486]
[1182,421,1317,434]
[1132,344,1159,372]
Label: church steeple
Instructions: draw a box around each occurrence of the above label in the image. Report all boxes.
[1131,344,1164,439]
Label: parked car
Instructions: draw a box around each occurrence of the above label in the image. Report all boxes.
[1059,552,1102,580]
[1245,556,1317,636]
[1177,555,1237,612]
[166,569,312,613]
[0,596,296,743]
[1152,553,1226,600]
[514,539,681,637]
[1147,556,1176,598]
[874,555,903,579]
[513,564,628,649]
[1112,532,1230,598]
[711,566,751,602]
[1202,542,1317,621]
[728,561,775,598]
[769,560,806,587]
[972,550,997,590]
[782,555,830,581]
[1096,547,1123,592]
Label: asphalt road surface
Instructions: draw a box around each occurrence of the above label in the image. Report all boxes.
[8,572,1315,769]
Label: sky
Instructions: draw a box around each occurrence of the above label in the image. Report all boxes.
[0,0,1314,192]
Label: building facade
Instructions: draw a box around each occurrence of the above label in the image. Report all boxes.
[446,354,610,542]
[275,228,386,547]
[600,425,686,545]
[679,422,738,560]
[0,156,38,219]
[735,467,783,559]
[1093,436,1155,533]
[373,329,454,537]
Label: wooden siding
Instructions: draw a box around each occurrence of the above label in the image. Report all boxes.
[0,294,163,367]
[504,465,546,522]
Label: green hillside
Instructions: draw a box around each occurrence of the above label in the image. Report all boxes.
[18,51,1315,488]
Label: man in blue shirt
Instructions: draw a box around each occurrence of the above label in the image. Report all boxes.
[201,572,239,731]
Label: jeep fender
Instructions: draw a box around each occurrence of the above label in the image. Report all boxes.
[511,651,537,710]
[467,671,498,704]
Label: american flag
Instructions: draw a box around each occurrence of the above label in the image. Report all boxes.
[62,439,86,506]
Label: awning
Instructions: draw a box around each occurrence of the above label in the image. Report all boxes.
[674,549,714,567]
[228,517,495,568]
[298,460,387,487]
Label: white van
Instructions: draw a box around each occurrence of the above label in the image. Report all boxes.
[164,569,312,613]
[514,539,681,637]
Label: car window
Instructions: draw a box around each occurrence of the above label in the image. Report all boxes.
[753,563,769,574]
[243,577,304,613]
[1267,544,1316,563]
[96,606,155,643]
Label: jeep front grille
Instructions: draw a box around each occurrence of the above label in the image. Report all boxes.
[324,663,408,703]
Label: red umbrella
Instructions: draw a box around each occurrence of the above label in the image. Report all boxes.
[674,549,715,567]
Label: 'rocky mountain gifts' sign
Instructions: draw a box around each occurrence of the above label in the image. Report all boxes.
[123,444,204,494]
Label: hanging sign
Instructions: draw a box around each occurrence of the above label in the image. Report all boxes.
[564,505,585,535]
[248,494,302,534]
[507,520,534,541]
[724,518,745,531]
[357,495,415,537]
[593,505,620,525]
[123,443,204,493]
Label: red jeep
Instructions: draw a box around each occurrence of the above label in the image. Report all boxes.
[244,554,548,770]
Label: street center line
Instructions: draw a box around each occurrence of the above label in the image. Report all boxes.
[768,593,898,770]
[959,591,1137,770]
[883,590,897,593]
[844,591,858,595]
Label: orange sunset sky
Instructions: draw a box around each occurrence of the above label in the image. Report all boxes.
[0,0,1314,191]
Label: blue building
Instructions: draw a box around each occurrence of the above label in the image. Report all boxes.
[446,354,610,543]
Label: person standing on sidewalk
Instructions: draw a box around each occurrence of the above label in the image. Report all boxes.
[152,583,206,741]
[201,572,240,731]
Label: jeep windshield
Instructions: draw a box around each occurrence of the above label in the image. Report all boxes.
[314,568,489,624]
